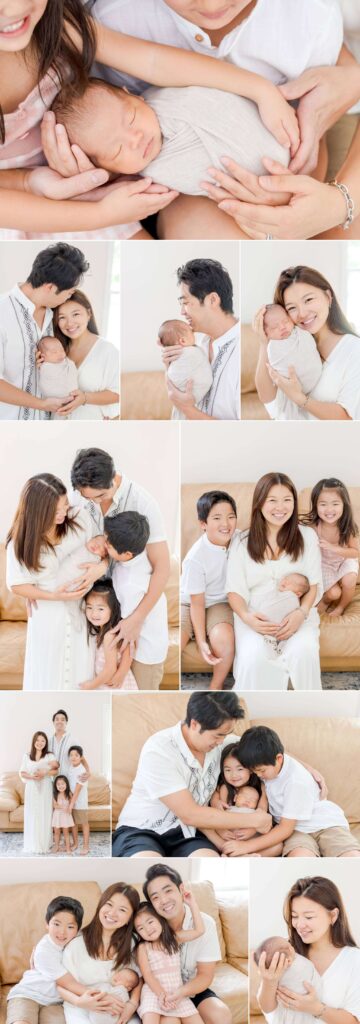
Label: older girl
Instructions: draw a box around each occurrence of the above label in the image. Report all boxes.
[227,472,323,691]
[20,730,58,854]
[253,267,360,421]
[302,478,359,617]
[53,291,119,419]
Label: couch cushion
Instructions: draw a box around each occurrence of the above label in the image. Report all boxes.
[121,371,172,420]
[241,393,269,420]
[181,484,256,557]
[215,962,248,1024]
[241,325,260,394]
[218,894,248,961]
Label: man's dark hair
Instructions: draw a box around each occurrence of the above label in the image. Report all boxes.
[238,727,284,769]
[104,512,150,557]
[27,243,89,292]
[143,864,183,903]
[45,896,84,930]
[185,692,244,731]
[177,259,234,314]
[52,709,68,723]
[69,745,83,757]
[71,449,115,491]
[197,490,237,523]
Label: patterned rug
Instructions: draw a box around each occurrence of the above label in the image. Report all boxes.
[0,831,111,858]
[181,673,360,690]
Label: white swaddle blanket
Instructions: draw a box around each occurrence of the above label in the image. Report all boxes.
[144,86,290,195]
[264,953,321,1024]
[267,328,322,395]
[38,358,78,399]
[167,346,213,420]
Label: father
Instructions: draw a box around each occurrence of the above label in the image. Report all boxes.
[112,692,271,857]
[70,447,170,690]
[0,243,89,420]
[161,260,239,420]
[48,709,90,781]
[144,863,231,1024]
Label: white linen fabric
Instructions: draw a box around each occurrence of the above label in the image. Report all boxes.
[7,934,66,1005]
[62,935,138,1024]
[181,532,238,607]
[266,947,360,1024]
[167,345,213,420]
[74,474,166,543]
[69,339,119,420]
[264,754,349,831]
[263,953,321,1024]
[38,358,78,401]
[265,335,360,421]
[20,752,54,854]
[0,285,53,419]
[267,328,322,399]
[49,731,81,776]
[112,550,168,664]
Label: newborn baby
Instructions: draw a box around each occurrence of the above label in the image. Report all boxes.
[227,785,260,814]
[263,305,322,406]
[38,336,78,418]
[88,967,139,1024]
[250,573,309,659]
[52,79,290,198]
[158,319,213,420]
[254,936,321,1024]
[55,535,106,631]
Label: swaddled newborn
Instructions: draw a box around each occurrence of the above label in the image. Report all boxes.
[250,572,309,659]
[89,966,139,1024]
[38,336,78,419]
[158,319,213,420]
[226,784,260,815]
[263,305,322,399]
[254,936,321,1024]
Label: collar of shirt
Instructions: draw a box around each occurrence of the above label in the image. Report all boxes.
[114,550,149,574]
[200,322,239,357]
[107,473,131,514]
[171,720,215,774]
[10,284,53,332]
[202,533,229,555]
[161,0,250,55]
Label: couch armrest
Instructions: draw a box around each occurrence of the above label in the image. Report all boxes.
[0,781,20,812]
[227,956,248,976]
[218,897,248,962]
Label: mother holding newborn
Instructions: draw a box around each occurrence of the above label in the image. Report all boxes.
[227,472,323,691]
[253,266,360,421]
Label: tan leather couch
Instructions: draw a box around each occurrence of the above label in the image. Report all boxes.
[0,549,179,690]
[241,325,269,420]
[0,878,248,1024]
[111,693,360,845]
[121,371,172,419]
[181,484,360,673]
[0,772,110,833]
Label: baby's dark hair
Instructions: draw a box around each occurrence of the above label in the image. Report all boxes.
[218,742,262,805]
[158,320,192,347]
[45,895,84,930]
[134,901,178,955]
[104,512,150,558]
[84,578,121,649]
[52,78,126,163]
[238,727,284,770]
[53,775,72,800]
[301,478,358,546]
[197,490,237,523]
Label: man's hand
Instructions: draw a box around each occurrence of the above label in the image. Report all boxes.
[110,611,143,651]
[26,164,109,200]
[281,65,360,174]
[167,379,195,413]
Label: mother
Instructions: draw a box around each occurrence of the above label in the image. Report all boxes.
[59,882,141,1023]
[20,730,58,854]
[227,472,323,691]
[257,876,360,1024]
[253,267,360,421]
[6,474,106,690]
[53,291,119,420]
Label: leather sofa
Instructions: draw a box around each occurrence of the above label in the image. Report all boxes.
[181,483,360,674]
[241,324,269,420]
[0,772,110,833]
[121,371,172,419]
[0,878,248,1024]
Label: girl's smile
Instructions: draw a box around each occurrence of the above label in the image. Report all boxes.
[223,756,250,786]
[135,912,162,942]
[85,595,111,628]
[317,491,343,524]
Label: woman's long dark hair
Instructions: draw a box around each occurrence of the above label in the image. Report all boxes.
[6,474,79,572]
[274,266,354,337]
[1,1,96,144]
[247,473,304,563]
[218,742,262,805]
[53,774,71,800]
[29,731,48,761]
[84,579,122,649]
[54,290,99,354]
[82,883,140,971]
[134,902,179,955]
[284,876,357,958]
[301,479,358,546]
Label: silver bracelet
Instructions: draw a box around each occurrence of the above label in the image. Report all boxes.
[328,179,355,230]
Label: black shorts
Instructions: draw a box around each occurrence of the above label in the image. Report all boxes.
[112,825,219,858]
[192,990,218,1008]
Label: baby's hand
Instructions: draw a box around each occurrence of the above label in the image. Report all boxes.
[257,85,300,157]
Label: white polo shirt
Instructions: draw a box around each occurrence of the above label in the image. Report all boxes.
[48,731,81,776]
[112,550,168,664]
[0,285,53,420]
[178,904,221,982]
[264,755,349,833]
[118,722,239,836]
[181,532,238,607]
[7,934,65,1005]
[198,323,240,421]
[73,473,167,544]
[68,763,88,809]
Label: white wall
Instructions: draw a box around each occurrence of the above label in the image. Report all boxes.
[0,420,179,552]
[250,860,360,946]
[181,420,360,489]
[0,692,110,777]
[241,240,346,322]
[121,241,240,372]
[245,692,360,719]
[0,859,218,887]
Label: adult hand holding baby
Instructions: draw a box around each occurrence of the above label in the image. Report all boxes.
[242,611,279,636]
[274,608,306,641]
[255,949,291,983]
[267,364,305,407]
[202,159,291,211]
[281,64,360,174]
[277,982,324,1016]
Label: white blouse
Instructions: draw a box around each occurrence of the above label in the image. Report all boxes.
[265,334,360,421]
[226,525,323,605]
[266,946,360,1024]
[70,338,119,420]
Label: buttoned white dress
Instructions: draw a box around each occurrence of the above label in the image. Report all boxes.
[20,752,54,854]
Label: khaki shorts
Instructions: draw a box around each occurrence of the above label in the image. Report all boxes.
[283,826,360,858]
[132,660,164,690]
[72,808,88,825]
[7,999,65,1024]
[181,602,234,639]
[326,113,359,181]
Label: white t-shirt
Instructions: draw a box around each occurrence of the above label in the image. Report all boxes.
[178,904,221,982]
[112,550,168,664]
[181,532,238,607]
[198,323,240,420]
[74,474,166,544]
[265,334,360,422]
[8,934,65,1005]
[167,345,213,420]
[68,763,88,809]
[267,947,360,1024]
[63,935,116,986]
[118,721,239,837]
[0,285,53,420]
[264,754,349,832]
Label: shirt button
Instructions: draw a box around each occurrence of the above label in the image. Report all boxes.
[195,33,204,42]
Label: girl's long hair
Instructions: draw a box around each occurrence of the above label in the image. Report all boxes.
[134,902,179,955]
[54,290,99,354]
[82,883,140,970]
[284,876,357,958]
[6,474,79,572]
[84,579,122,649]
[274,266,354,337]
[29,731,48,761]
[53,774,71,800]
[247,473,304,563]
[218,742,262,805]
[0,1,96,144]
[301,478,358,546]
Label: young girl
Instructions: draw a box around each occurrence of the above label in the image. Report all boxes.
[52,774,74,855]
[79,578,138,691]
[209,742,283,857]
[303,478,359,617]
[134,894,205,1024]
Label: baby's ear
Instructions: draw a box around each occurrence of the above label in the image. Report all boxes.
[178,336,187,346]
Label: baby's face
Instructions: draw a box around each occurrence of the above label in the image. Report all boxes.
[112,968,137,991]
[235,786,259,809]
[79,90,162,175]
[160,321,195,347]
[264,307,293,341]
[40,337,66,363]
[279,573,309,598]
[86,535,108,558]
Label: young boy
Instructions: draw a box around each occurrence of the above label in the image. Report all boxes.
[224,726,360,858]
[104,511,169,690]
[6,895,85,1023]
[181,491,237,690]
[68,746,90,856]
[263,305,322,414]
[158,319,213,420]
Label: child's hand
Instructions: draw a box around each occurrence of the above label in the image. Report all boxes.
[182,889,196,908]
[257,86,300,156]
[198,640,222,666]
[78,680,96,691]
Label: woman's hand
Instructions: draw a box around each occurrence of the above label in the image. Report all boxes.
[257,950,291,983]
[26,164,109,201]
[275,608,306,641]
[252,306,268,344]
[277,983,324,1016]
[267,365,306,406]
[201,159,291,209]
[281,65,360,174]
[198,640,222,666]
[76,561,108,590]
[42,397,69,414]
[99,177,179,226]
[57,390,86,415]
[116,1000,139,1024]
[243,611,279,636]
[76,991,121,1012]
[53,581,90,601]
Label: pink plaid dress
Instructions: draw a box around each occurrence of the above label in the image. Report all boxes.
[316,524,359,591]
[139,943,195,1018]
[95,643,138,691]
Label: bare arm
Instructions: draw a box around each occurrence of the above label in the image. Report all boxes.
[222,817,296,857]
[137,944,166,999]
[10,582,89,602]
[161,787,272,833]
[79,634,119,690]
[0,378,65,414]
[176,894,205,943]
[172,961,216,1000]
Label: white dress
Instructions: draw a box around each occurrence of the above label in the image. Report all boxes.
[265,334,360,421]
[69,339,119,420]
[226,526,323,691]
[266,946,360,1024]
[62,935,138,1024]
[20,752,54,854]
[6,509,95,690]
